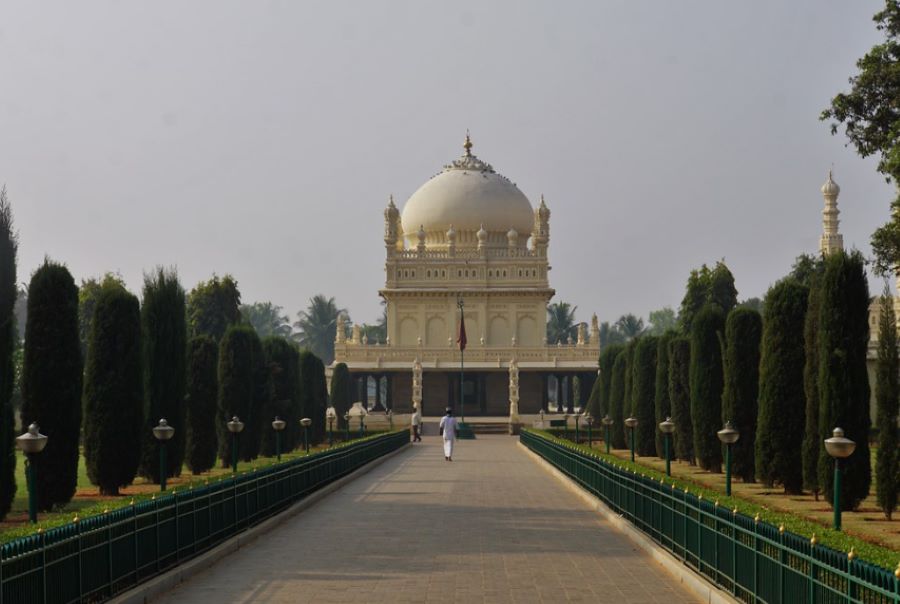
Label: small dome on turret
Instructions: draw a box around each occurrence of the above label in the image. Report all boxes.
[477,224,488,243]
[507,227,519,245]
[821,170,840,196]
[446,224,456,242]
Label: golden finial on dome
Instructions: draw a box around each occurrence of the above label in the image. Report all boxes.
[463,130,473,156]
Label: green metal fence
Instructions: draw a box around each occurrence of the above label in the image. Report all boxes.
[520,429,900,604]
[1,430,409,604]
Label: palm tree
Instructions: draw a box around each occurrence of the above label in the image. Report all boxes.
[547,302,578,344]
[292,295,347,364]
[615,313,645,340]
[241,301,292,338]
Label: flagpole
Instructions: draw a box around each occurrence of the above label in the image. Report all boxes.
[457,297,465,424]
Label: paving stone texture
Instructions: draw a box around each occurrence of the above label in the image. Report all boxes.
[155,435,699,603]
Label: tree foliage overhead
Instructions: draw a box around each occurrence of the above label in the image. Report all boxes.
[721,307,762,483]
[139,268,187,483]
[22,260,83,509]
[83,284,143,496]
[187,274,241,342]
[817,251,872,511]
[875,285,899,519]
[185,335,219,474]
[0,186,17,520]
[241,302,292,339]
[668,336,694,463]
[293,295,346,365]
[678,261,738,332]
[217,325,264,465]
[756,278,808,493]
[631,335,658,457]
[546,301,578,345]
[689,304,725,472]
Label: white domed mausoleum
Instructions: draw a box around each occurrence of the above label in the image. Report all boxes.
[333,136,600,425]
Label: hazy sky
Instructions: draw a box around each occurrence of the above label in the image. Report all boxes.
[0,1,894,327]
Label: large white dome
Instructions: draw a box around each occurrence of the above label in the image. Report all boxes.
[400,139,534,246]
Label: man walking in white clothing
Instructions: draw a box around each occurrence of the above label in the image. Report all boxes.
[439,408,457,461]
[411,406,422,442]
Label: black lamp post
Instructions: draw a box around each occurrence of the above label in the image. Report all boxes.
[16,423,48,523]
[658,417,675,477]
[717,421,740,496]
[272,416,286,461]
[300,417,312,453]
[152,418,175,491]
[624,416,638,462]
[226,416,244,473]
[583,413,593,448]
[602,414,613,454]
[824,427,856,531]
[326,407,336,446]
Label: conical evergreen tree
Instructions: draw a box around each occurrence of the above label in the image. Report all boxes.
[668,337,694,463]
[185,335,218,474]
[721,307,762,483]
[83,285,143,496]
[330,363,352,431]
[757,278,808,493]
[598,344,624,420]
[875,286,899,519]
[217,325,259,465]
[299,351,327,443]
[654,332,676,458]
[802,274,823,497]
[246,330,270,459]
[817,251,871,511]
[260,337,300,456]
[609,352,628,448]
[0,187,17,520]
[632,335,658,456]
[689,304,725,472]
[139,268,187,483]
[21,261,82,509]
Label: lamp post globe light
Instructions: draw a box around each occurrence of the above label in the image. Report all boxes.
[583,413,593,448]
[602,414,613,454]
[16,423,48,523]
[824,427,856,531]
[326,406,337,446]
[226,416,245,473]
[624,416,638,462]
[658,417,675,477]
[272,416,286,461]
[300,417,313,454]
[717,421,740,497]
[349,403,368,438]
[152,419,175,491]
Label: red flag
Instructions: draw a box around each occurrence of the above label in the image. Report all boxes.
[457,312,467,351]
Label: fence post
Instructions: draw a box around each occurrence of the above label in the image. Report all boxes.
[807,535,817,604]
[778,524,786,604]
[107,510,114,596]
[731,508,738,596]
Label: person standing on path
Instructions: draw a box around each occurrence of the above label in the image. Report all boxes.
[411,406,422,442]
[439,407,457,461]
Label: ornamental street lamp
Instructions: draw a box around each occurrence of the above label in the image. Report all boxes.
[226,416,244,473]
[349,403,368,438]
[583,413,593,448]
[326,407,337,446]
[717,421,740,496]
[387,409,393,431]
[152,419,175,491]
[624,416,638,462]
[824,427,856,531]
[16,423,48,523]
[343,412,351,441]
[272,416,286,461]
[563,414,570,440]
[602,414,613,454]
[574,413,581,444]
[659,417,675,477]
[300,417,312,453]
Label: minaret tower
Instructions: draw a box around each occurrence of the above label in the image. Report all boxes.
[819,170,843,256]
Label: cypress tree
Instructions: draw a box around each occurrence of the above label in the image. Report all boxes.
[139,268,187,483]
[709,261,738,315]
[632,335,658,456]
[585,374,601,421]
[623,338,637,415]
[817,251,871,511]
[83,285,143,496]
[598,344,624,419]
[689,304,725,472]
[875,287,899,519]
[261,337,300,456]
[802,275,823,497]
[756,278,808,493]
[21,261,82,509]
[721,307,762,483]
[246,330,270,459]
[309,354,328,442]
[654,332,676,458]
[668,337,694,463]
[330,362,352,430]
[217,325,257,465]
[609,352,627,448]
[185,335,218,474]
[0,187,16,520]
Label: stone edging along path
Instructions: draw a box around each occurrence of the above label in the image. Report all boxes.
[109,442,413,604]
[518,441,740,604]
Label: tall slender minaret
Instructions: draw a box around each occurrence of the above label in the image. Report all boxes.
[819,170,843,256]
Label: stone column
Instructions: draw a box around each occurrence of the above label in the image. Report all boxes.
[566,375,575,414]
[508,358,520,433]
[541,374,549,413]
[555,375,563,413]
[374,375,384,411]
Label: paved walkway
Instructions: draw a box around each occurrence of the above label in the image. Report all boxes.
[155,436,699,603]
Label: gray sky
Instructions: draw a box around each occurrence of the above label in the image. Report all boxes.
[0,1,894,327]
